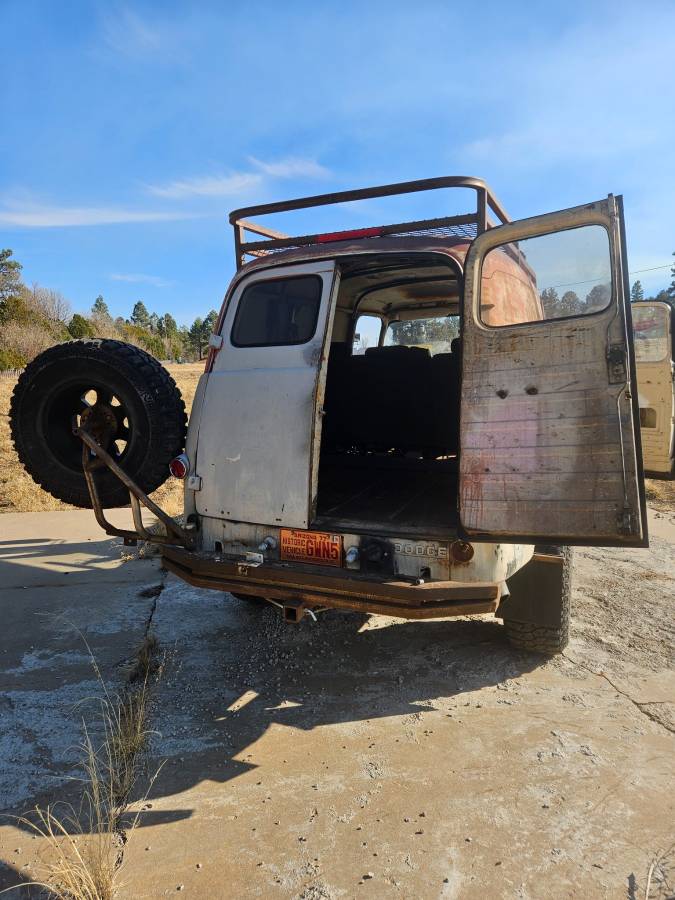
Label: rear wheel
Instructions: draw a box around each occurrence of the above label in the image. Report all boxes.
[502,548,572,655]
[10,340,187,508]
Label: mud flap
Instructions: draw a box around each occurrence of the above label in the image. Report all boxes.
[497,552,566,628]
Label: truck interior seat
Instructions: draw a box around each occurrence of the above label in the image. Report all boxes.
[323,343,460,457]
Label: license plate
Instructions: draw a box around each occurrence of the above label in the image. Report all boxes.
[280,529,343,566]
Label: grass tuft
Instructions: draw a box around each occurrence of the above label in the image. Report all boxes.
[5,636,164,899]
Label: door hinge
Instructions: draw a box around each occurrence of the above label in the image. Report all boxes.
[606,343,627,383]
[618,507,633,535]
[186,474,202,491]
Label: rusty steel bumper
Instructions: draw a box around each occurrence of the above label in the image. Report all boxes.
[161,546,500,620]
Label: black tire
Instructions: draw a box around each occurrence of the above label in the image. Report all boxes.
[10,340,187,509]
[504,548,572,655]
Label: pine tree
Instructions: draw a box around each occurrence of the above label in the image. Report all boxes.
[559,291,582,315]
[130,300,150,328]
[668,252,675,304]
[0,249,24,321]
[92,294,110,317]
[540,287,560,317]
[189,317,205,359]
[68,313,95,339]
[585,283,611,311]
[630,280,644,302]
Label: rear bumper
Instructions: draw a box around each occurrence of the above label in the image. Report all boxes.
[162,546,501,620]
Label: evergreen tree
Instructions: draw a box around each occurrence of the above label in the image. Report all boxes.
[668,252,675,305]
[630,280,644,302]
[585,283,611,311]
[67,313,95,339]
[130,300,150,328]
[92,294,110,317]
[202,309,218,337]
[189,316,205,359]
[559,291,582,316]
[0,249,24,321]
[540,287,560,318]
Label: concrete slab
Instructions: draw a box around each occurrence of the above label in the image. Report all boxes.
[1,508,673,898]
[0,510,160,856]
[117,540,673,900]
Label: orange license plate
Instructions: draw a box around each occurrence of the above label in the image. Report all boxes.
[280,529,343,566]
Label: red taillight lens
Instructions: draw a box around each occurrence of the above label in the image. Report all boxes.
[169,454,189,479]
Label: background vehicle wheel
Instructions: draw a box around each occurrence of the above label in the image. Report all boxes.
[10,340,187,509]
[501,548,572,655]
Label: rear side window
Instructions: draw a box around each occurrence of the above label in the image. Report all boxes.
[231,275,323,347]
[633,304,670,363]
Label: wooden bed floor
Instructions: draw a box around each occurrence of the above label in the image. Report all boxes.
[315,460,458,530]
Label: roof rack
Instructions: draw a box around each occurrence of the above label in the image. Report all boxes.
[229,175,510,269]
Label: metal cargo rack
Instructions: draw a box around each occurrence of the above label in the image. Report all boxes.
[229,175,511,269]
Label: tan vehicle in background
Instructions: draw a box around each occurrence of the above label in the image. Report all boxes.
[10,177,648,656]
[633,300,675,478]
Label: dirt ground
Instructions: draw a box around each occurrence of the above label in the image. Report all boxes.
[0,364,674,897]
[0,508,673,899]
[0,362,204,516]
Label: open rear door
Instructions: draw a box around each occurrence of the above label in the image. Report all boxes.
[460,196,647,546]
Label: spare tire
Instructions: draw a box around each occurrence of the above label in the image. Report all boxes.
[10,340,187,509]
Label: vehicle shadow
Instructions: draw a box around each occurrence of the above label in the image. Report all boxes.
[4,596,544,842]
[140,599,543,820]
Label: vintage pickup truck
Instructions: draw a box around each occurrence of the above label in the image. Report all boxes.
[10,176,648,654]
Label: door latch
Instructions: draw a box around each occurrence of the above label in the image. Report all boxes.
[606,343,627,383]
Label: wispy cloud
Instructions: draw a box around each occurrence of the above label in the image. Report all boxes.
[146,172,262,199]
[101,7,164,59]
[0,203,195,228]
[109,272,173,288]
[146,157,330,200]
[248,156,331,179]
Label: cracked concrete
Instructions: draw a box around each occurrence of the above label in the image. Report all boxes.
[0,509,162,892]
[0,507,674,898]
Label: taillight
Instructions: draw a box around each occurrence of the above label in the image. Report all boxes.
[451,540,474,563]
[169,454,189,479]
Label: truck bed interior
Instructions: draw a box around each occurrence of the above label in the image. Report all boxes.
[313,253,462,536]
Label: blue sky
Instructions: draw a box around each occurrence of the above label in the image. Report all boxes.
[2,0,674,324]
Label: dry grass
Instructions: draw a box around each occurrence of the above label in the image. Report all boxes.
[645,477,675,514]
[9,635,163,899]
[0,362,203,515]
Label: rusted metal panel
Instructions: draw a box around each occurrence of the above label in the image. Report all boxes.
[460,197,646,545]
[161,545,501,620]
[195,519,533,587]
[194,260,338,529]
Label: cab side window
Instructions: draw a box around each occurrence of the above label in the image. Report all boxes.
[231,275,323,347]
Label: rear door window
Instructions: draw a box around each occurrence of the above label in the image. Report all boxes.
[231,275,322,347]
